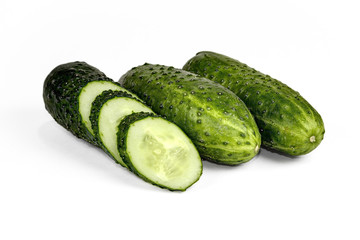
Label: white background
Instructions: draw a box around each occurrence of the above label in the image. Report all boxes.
[1,0,359,239]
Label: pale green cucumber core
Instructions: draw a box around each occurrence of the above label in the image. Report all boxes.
[126,117,202,190]
[99,98,153,166]
[79,81,138,135]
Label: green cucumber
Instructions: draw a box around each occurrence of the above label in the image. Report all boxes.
[118,112,202,191]
[90,90,153,166]
[183,51,325,155]
[119,64,261,165]
[79,80,140,137]
[44,63,202,191]
[43,62,114,145]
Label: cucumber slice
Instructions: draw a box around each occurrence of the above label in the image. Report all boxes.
[118,112,202,191]
[90,90,153,166]
[79,81,140,136]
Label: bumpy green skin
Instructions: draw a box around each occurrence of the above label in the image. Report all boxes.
[117,112,202,191]
[89,90,137,161]
[43,61,114,145]
[120,64,261,165]
[183,51,325,155]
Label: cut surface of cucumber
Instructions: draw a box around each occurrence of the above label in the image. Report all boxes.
[120,113,202,191]
[79,81,138,135]
[98,97,153,166]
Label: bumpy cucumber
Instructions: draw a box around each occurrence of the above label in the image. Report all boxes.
[79,80,140,136]
[118,112,202,191]
[183,51,325,155]
[90,90,153,166]
[43,62,114,145]
[44,63,202,191]
[120,64,261,165]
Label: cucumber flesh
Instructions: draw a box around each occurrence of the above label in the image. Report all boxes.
[79,81,139,135]
[98,97,153,166]
[119,113,202,191]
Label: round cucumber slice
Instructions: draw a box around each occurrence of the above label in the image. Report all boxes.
[90,90,153,167]
[79,81,139,136]
[98,98,152,166]
[118,113,202,191]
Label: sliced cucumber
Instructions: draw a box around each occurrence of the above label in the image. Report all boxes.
[118,112,203,191]
[79,81,140,136]
[43,61,114,145]
[90,90,153,166]
[44,62,202,191]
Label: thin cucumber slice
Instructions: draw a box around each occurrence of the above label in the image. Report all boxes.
[79,81,140,136]
[118,112,202,191]
[90,90,153,166]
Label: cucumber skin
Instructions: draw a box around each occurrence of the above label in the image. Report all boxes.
[117,112,202,191]
[43,62,114,145]
[183,51,325,155]
[120,64,261,165]
[89,90,138,164]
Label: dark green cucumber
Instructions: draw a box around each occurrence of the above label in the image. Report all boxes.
[44,63,202,191]
[119,64,261,165]
[118,112,202,191]
[43,61,115,145]
[183,51,325,155]
[90,90,153,166]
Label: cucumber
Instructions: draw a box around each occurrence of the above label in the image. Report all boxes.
[118,112,202,191]
[183,51,325,155]
[79,80,140,137]
[43,61,114,145]
[89,90,153,166]
[44,63,202,191]
[119,64,261,165]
